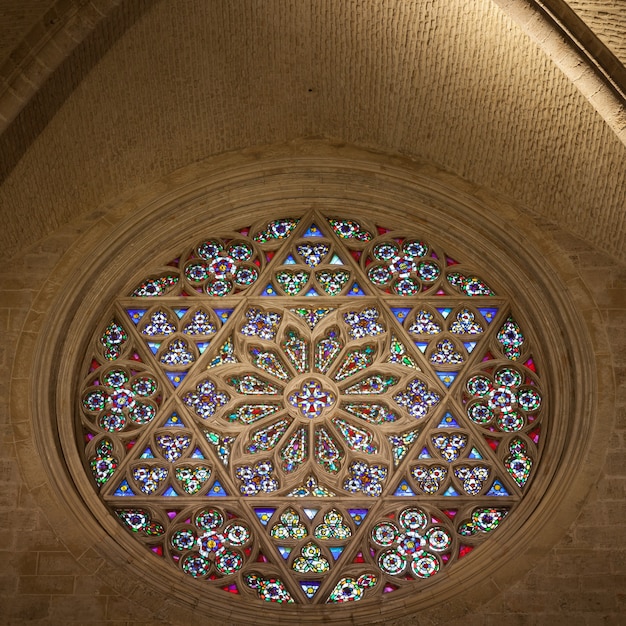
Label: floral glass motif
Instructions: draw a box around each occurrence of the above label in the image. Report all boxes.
[370,507,451,579]
[169,507,251,578]
[79,212,545,606]
[82,367,159,432]
[464,364,542,433]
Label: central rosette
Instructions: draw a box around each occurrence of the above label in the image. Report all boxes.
[288,378,336,419]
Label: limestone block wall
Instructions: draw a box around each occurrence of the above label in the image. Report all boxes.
[1,144,624,624]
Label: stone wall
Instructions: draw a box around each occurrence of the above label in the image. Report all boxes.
[1,143,624,624]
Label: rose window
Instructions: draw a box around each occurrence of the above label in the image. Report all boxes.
[80,212,545,606]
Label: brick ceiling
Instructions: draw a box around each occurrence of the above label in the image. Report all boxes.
[0,0,624,263]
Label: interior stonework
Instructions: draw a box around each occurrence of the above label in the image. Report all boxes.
[1,2,625,624]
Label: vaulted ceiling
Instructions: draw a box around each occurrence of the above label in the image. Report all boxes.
[0,0,624,263]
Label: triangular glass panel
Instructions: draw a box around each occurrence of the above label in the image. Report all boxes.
[484,437,500,451]
[114,479,135,496]
[415,342,428,353]
[436,307,452,319]
[196,342,210,354]
[300,581,321,599]
[303,223,324,237]
[277,546,292,559]
[394,481,415,496]
[305,288,319,297]
[329,546,344,560]
[418,447,432,459]
[283,254,297,265]
[437,413,460,428]
[163,486,179,497]
[148,341,160,355]
[261,283,278,296]
[528,426,541,444]
[173,308,188,319]
[165,371,187,387]
[436,371,458,387]
[348,509,368,526]
[164,413,185,428]
[391,307,411,324]
[353,552,365,563]
[459,545,474,559]
[443,486,460,497]
[303,508,319,520]
[525,357,538,373]
[190,447,205,459]
[127,309,147,325]
[486,480,509,496]
[383,583,399,594]
[254,507,276,526]
[347,283,365,296]
[207,480,228,496]
[464,342,477,353]
[477,308,498,324]
[213,308,234,324]
[468,447,483,459]
[329,254,344,265]
[151,545,164,557]
[140,447,155,459]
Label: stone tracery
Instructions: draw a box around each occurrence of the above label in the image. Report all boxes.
[79,211,544,605]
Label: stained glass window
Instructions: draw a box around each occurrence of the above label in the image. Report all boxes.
[78,212,544,606]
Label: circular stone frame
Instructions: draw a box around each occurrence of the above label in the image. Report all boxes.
[30,143,597,625]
